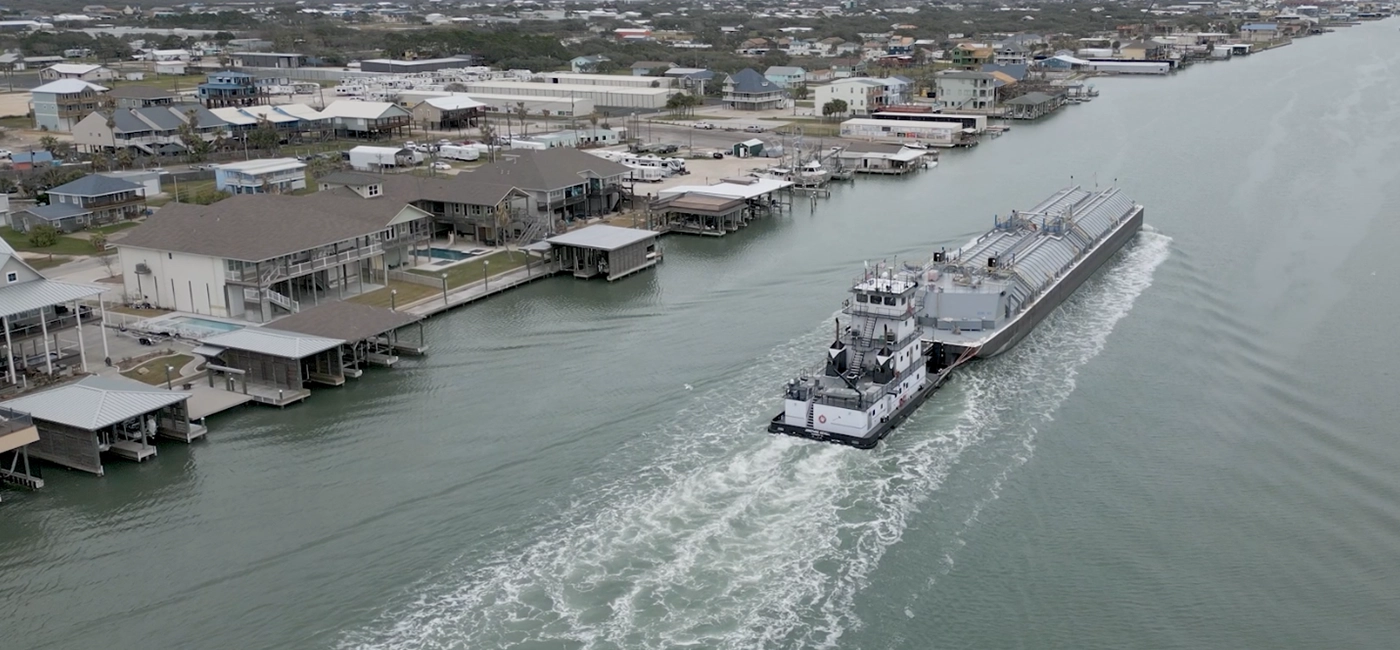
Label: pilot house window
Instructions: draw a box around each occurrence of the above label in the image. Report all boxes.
[883,296,896,306]
[855,294,868,303]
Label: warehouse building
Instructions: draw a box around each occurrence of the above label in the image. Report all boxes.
[454,80,677,110]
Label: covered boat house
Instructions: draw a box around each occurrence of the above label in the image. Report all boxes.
[1002,91,1066,120]
[546,225,660,281]
[195,328,345,406]
[0,405,41,495]
[265,301,425,374]
[3,376,201,476]
[654,177,793,236]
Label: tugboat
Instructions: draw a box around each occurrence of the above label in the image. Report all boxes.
[768,185,1145,448]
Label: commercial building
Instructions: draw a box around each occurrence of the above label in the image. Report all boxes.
[537,72,678,89]
[359,57,475,74]
[29,79,107,132]
[839,117,976,147]
[452,80,676,110]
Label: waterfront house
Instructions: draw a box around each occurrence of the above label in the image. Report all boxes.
[0,238,106,394]
[319,171,533,244]
[472,148,631,224]
[212,158,307,195]
[0,404,40,493]
[29,79,107,131]
[1240,23,1280,42]
[3,376,200,475]
[39,63,117,83]
[115,190,434,322]
[409,95,485,131]
[71,105,228,155]
[763,66,807,89]
[994,43,1029,65]
[11,174,144,233]
[934,70,998,111]
[723,68,785,111]
[197,70,264,109]
[1118,40,1167,60]
[106,84,178,109]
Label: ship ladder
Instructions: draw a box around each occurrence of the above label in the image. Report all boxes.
[805,397,817,429]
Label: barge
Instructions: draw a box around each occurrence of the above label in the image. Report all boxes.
[768,186,1145,448]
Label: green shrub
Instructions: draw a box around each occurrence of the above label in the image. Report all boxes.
[27,224,59,248]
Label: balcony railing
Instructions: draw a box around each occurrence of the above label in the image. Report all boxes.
[226,242,384,284]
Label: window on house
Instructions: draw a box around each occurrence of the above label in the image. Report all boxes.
[6,272,17,283]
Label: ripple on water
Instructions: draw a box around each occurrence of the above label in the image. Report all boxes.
[338,230,1173,650]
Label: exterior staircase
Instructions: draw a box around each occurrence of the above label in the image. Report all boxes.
[846,315,879,380]
[805,396,816,428]
[265,287,299,313]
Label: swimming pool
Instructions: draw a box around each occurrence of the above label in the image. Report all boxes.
[166,316,244,335]
[418,247,487,261]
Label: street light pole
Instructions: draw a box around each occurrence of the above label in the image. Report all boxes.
[483,260,489,291]
[165,364,174,390]
[390,288,397,311]
[441,273,448,306]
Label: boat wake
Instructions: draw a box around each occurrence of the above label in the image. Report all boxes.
[340,230,1172,650]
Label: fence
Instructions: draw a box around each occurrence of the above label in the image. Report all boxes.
[385,269,444,288]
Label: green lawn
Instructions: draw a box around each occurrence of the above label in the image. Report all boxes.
[348,281,439,309]
[108,75,208,93]
[121,354,194,385]
[407,250,529,290]
[28,255,72,270]
[0,115,30,129]
[0,226,107,256]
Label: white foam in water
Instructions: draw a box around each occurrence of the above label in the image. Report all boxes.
[342,230,1173,650]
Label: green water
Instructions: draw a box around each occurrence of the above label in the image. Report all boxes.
[4,21,1400,650]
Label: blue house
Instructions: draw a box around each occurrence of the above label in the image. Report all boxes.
[763,65,807,89]
[197,71,264,109]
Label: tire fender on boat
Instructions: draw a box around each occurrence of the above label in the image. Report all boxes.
[818,415,827,424]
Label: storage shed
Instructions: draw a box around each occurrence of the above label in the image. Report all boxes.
[546,225,660,281]
[732,138,765,158]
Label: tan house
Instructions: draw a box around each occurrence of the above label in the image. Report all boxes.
[1118,40,1167,60]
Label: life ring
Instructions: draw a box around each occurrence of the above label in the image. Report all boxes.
[818,414,827,424]
[899,396,906,407]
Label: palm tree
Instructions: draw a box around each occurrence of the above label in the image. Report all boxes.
[515,102,529,138]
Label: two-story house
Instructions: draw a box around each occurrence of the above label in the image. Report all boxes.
[950,44,995,68]
[213,158,308,195]
[994,43,1029,65]
[469,148,631,224]
[1118,40,1167,60]
[0,238,105,390]
[12,174,144,233]
[29,79,108,132]
[71,105,228,156]
[409,96,484,131]
[319,172,534,244]
[723,68,786,111]
[115,190,434,322]
[763,66,807,89]
[935,70,999,111]
[197,71,265,109]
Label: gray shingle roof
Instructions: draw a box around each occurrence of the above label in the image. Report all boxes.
[728,68,781,93]
[48,174,143,197]
[111,109,153,134]
[270,301,420,342]
[117,190,430,262]
[134,106,185,131]
[316,171,382,186]
[382,175,523,207]
[467,149,630,191]
[2,375,189,430]
[21,203,91,220]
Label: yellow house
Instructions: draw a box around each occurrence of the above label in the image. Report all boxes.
[1118,40,1166,60]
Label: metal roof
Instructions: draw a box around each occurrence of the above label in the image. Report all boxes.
[547,225,658,251]
[211,158,305,174]
[270,301,420,342]
[321,100,409,120]
[420,95,486,111]
[48,174,143,197]
[30,79,107,94]
[0,279,104,319]
[659,177,793,201]
[2,376,190,431]
[199,327,343,359]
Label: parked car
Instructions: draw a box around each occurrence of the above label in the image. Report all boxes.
[744,125,765,133]
[693,122,715,130]
[430,161,452,171]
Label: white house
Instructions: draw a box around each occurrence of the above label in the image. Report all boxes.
[813,78,887,116]
[115,190,434,322]
[934,70,998,111]
[213,158,308,195]
[38,63,118,83]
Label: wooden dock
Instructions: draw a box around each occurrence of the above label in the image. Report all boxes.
[405,263,560,318]
[109,439,157,463]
